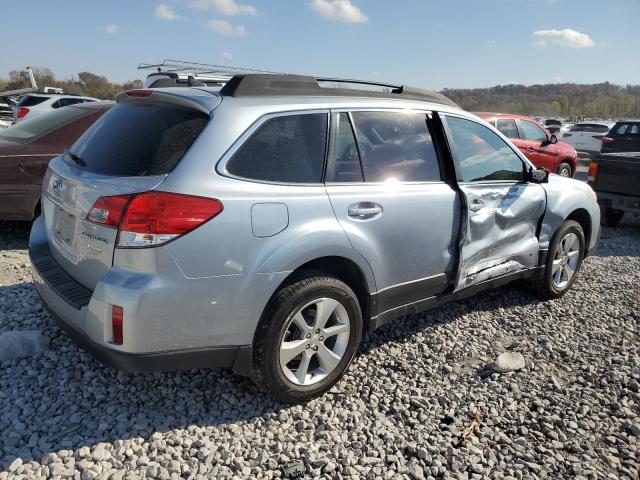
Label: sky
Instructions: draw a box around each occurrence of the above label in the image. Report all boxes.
[1,0,639,91]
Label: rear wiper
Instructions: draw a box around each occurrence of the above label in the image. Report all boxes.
[65,150,86,167]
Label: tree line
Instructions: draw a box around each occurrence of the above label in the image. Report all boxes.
[2,67,639,119]
[443,82,640,119]
[0,67,142,100]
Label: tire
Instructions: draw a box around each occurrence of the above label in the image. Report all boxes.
[251,272,363,403]
[529,220,585,300]
[556,162,572,177]
[602,207,624,228]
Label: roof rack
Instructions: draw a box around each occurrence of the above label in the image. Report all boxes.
[219,74,459,107]
[138,60,459,107]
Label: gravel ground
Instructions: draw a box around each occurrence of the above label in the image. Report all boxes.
[1,217,639,480]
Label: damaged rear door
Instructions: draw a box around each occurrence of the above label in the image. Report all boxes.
[441,114,546,290]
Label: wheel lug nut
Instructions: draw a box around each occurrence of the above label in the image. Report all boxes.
[305,333,311,338]
[313,346,318,351]
[305,344,310,349]
[315,329,320,334]
[319,336,324,341]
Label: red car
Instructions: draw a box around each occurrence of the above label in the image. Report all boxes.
[0,101,112,220]
[474,112,578,177]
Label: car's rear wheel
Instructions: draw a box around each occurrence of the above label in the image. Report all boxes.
[556,162,573,177]
[529,220,585,299]
[251,272,362,403]
[602,207,624,228]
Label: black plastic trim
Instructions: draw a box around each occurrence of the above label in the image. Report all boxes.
[369,266,543,331]
[29,243,92,310]
[375,273,449,314]
[219,74,460,107]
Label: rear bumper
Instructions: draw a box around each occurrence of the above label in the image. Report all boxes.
[597,191,640,214]
[29,216,253,375]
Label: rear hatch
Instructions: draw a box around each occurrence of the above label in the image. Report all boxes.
[594,152,640,197]
[42,90,219,290]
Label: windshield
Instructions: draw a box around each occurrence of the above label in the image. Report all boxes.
[0,106,90,143]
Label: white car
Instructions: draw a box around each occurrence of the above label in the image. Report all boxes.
[561,122,615,155]
[13,94,99,123]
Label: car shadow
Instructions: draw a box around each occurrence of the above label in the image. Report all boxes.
[0,220,31,250]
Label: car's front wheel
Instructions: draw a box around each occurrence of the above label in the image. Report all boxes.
[529,220,585,299]
[556,162,573,177]
[251,272,362,403]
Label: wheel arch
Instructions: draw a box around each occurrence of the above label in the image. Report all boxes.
[566,208,592,248]
[274,256,373,331]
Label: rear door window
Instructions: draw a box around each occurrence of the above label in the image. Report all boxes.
[67,102,209,176]
[496,119,519,138]
[226,113,328,183]
[326,113,363,182]
[350,111,441,182]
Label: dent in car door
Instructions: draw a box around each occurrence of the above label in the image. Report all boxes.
[442,114,546,290]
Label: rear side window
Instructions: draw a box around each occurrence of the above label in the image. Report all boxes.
[496,119,519,138]
[350,111,440,182]
[17,96,49,107]
[67,102,208,176]
[227,113,327,183]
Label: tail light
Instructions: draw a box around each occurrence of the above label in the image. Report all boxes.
[588,161,598,182]
[602,137,614,146]
[563,133,572,138]
[124,90,153,97]
[112,305,124,344]
[17,107,30,118]
[86,191,223,248]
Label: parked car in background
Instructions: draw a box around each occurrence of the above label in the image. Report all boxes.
[561,122,615,156]
[29,75,600,402]
[0,101,112,220]
[475,112,578,177]
[13,93,99,123]
[589,152,640,227]
[601,120,640,154]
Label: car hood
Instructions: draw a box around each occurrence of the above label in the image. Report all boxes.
[555,141,577,156]
[544,171,593,196]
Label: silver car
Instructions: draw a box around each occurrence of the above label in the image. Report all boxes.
[29,75,600,402]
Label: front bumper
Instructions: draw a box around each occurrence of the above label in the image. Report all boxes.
[29,217,253,375]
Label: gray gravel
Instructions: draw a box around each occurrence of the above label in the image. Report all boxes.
[1,217,639,479]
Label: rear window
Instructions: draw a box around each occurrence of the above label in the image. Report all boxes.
[17,95,49,107]
[0,106,90,143]
[569,123,610,133]
[226,113,327,183]
[67,102,208,176]
[613,123,640,136]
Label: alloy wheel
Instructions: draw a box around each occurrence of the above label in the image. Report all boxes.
[279,297,350,386]
[551,232,580,288]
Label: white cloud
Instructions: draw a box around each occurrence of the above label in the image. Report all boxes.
[104,24,119,35]
[309,0,368,23]
[222,51,233,60]
[188,0,256,16]
[155,4,184,20]
[532,29,594,48]
[207,19,245,36]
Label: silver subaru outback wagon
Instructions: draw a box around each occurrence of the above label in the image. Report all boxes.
[29,74,600,402]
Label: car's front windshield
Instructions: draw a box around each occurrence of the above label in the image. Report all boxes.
[0,106,89,143]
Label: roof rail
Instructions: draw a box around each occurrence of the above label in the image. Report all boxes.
[219,74,460,108]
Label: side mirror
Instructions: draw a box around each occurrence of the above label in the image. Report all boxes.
[528,167,549,183]
[548,134,558,145]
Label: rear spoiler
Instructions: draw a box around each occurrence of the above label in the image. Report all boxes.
[115,89,220,114]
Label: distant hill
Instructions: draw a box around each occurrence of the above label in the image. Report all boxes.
[442,83,640,119]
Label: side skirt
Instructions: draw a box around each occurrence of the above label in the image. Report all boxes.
[368,266,544,331]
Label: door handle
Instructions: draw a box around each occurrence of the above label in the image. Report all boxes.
[469,198,484,211]
[348,203,383,220]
